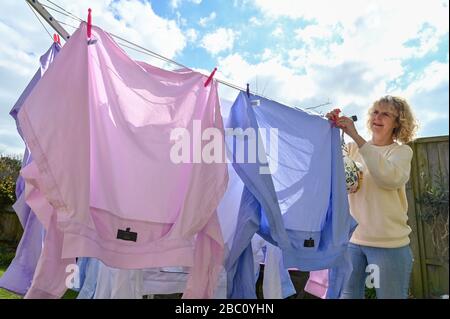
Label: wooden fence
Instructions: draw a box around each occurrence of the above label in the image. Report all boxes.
[407,135,449,298]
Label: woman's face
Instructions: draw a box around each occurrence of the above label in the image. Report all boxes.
[369,102,399,139]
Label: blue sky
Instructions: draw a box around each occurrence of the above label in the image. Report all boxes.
[0,0,449,155]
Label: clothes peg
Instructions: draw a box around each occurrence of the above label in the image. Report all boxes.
[331,110,358,129]
[87,8,92,39]
[87,8,97,45]
[204,67,217,87]
[330,108,341,126]
[246,83,250,98]
[53,33,61,45]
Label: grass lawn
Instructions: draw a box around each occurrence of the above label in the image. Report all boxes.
[0,241,77,299]
[0,268,22,299]
[0,241,22,299]
[0,267,78,299]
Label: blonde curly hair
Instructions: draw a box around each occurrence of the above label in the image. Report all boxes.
[366,95,419,144]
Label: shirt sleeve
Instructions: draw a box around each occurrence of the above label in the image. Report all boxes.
[358,143,413,190]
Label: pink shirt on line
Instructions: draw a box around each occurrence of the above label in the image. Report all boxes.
[19,22,228,299]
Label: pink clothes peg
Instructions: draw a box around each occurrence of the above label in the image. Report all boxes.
[87,8,92,39]
[204,67,217,87]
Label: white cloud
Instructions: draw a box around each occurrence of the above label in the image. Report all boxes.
[271,26,283,38]
[171,0,202,8]
[199,12,217,27]
[104,0,186,59]
[233,0,251,8]
[253,0,448,29]
[185,28,198,42]
[288,24,344,68]
[400,61,449,136]
[217,53,316,105]
[249,16,262,26]
[295,25,334,44]
[408,24,444,58]
[253,0,448,73]
[175,11,188,27]
[253,0,448,63]
[200,28,238,55]
[404,61,449,95]
[170,0,182,9]
[261,48,274,61]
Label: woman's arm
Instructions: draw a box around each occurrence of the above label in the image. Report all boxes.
[334,115,412,189]
[334,116,367,147]
[358,144,413,190]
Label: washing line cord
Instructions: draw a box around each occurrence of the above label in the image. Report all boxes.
[27,1,54,42]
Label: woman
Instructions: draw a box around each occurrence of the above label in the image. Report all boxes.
[326,95,418,299]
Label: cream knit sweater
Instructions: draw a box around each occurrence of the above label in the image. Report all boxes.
[347,141,413,248]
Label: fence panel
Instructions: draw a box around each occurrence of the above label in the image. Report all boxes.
[407,136,449,299]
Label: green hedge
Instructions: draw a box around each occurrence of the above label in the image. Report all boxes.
[0,243,16,268]
[0,155,21,210]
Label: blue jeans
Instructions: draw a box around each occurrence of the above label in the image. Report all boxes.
[341,243,413,299]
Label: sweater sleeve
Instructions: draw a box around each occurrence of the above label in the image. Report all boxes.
[346,142,358,159]
[358,143,413,190]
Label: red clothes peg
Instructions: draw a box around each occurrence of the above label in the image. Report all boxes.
[204,67,217,87]
[331,108,341,121]
[87,8,92,39]
[53,33,61,45]
[330,108,341,127]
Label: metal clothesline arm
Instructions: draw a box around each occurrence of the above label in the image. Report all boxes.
[26,0,71,41]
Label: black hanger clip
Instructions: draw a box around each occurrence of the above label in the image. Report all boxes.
[304,237,315,248]
[117,227,138,242]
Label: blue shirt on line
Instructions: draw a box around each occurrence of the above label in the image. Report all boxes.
[225,91,356,299]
